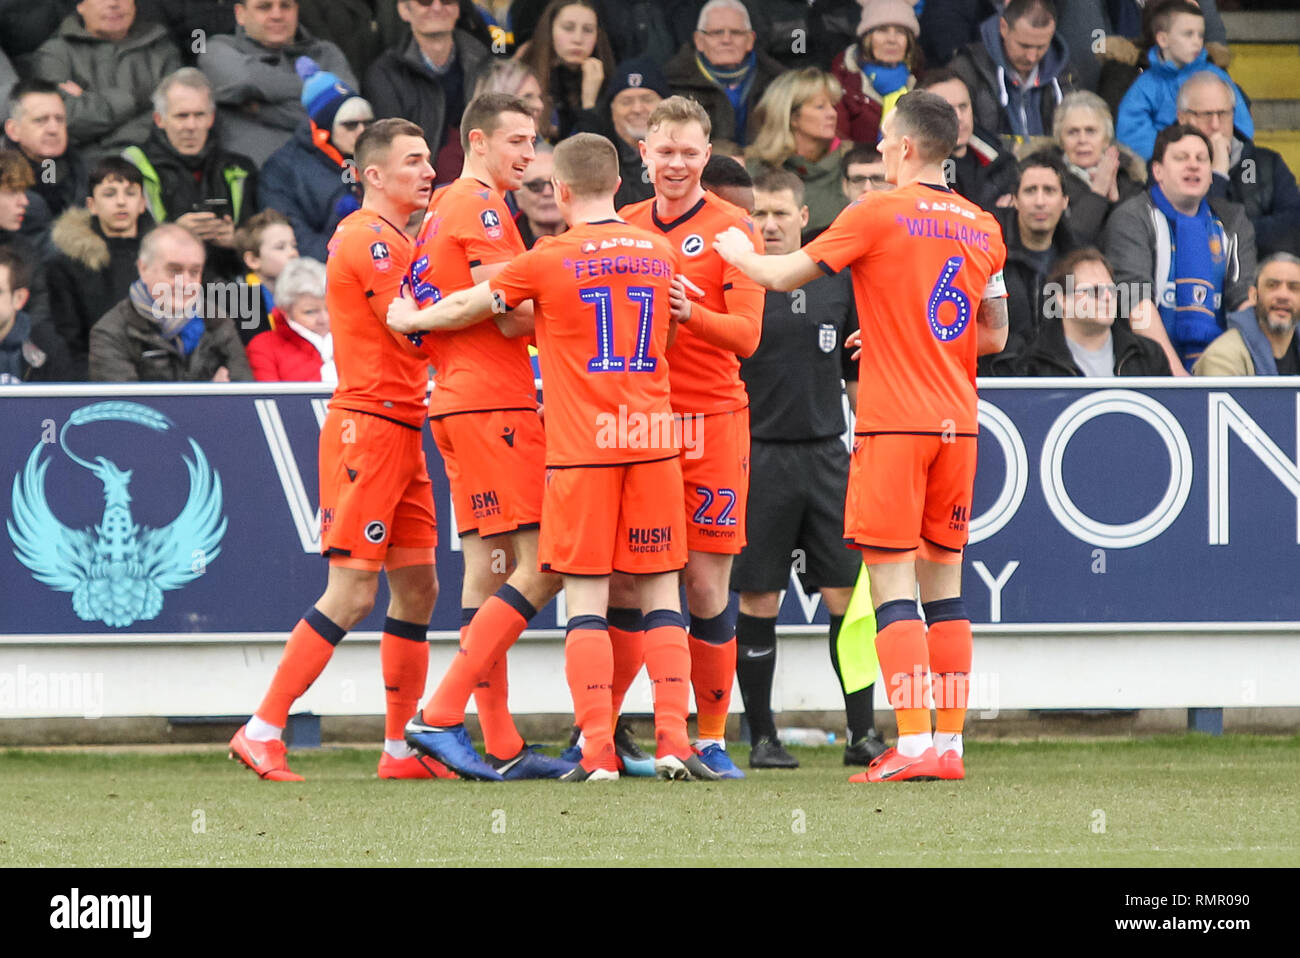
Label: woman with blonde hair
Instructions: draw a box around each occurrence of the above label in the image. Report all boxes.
[746,68,848,236]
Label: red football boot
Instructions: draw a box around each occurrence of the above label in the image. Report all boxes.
[229,726,304,782]
[848,746,941,783]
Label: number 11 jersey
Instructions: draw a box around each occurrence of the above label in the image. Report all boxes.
[488,220,682,467]
[803,183,1007,436]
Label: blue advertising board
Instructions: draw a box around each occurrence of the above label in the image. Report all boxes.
[2,381,1298,636]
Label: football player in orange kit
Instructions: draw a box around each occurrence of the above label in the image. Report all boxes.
[229,118,451,782]
[390,132,722,781]
[611,95,765,779]
[714,91,1010,783]
[399,93,574,782]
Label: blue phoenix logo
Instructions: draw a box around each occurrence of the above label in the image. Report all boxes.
[8,402,227,628]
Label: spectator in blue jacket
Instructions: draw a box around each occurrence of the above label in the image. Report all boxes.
[1114,0,1251,162]
[259,59,371,262]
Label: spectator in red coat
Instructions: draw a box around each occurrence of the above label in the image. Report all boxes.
[245,255,333,382]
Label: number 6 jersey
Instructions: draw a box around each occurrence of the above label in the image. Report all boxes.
[803,183,1007,436]
[488,220,683,467]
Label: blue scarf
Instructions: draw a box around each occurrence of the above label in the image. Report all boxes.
[1149,184,1226,371]
[696,51,757,141]
[129,278,205,357]
[865,61,910,97]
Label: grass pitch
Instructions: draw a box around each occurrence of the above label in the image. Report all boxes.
[1,735,1296,867]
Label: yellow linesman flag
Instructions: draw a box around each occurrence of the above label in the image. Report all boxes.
[836,562,878,694]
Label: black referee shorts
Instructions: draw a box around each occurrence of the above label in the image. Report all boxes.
[730,435,860,595]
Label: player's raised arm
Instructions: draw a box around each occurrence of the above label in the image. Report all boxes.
[387,281,503,333]
[712,226,821,292]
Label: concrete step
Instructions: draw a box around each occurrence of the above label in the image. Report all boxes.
[1253,99,1300,130]
[1221,11,1300,44]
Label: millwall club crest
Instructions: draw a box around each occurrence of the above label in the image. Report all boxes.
[681,234,704,256]
[7,402,227,628]
[818,324,838,353]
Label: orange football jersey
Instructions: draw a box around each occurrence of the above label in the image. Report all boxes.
[409,177,537,418]
[620,191,764,415]
[489,221,681,467]
[325,208,429,427]
[803,183,1007,435]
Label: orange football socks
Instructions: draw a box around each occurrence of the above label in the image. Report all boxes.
[380,617,429,740]
[421,585,536,727]
[923,599,973,736]
[873,600,932,738]
[256,607,344,728]
[689,610,737,741]
[642,609,692,758]
[607,606,644,724]
[475,654,524,759]
[565,616,617,771]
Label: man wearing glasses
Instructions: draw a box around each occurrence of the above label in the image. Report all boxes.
[840,144,891,203]
[1176,72,1300,259]
[1021,247,1171,377]
[662,0,785,145]
[513,146,567,248]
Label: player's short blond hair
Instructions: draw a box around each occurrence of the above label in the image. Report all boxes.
[646,95,712,140]
[552,133,620,198]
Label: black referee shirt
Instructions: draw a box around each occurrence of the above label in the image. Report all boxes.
[740,268,858,442]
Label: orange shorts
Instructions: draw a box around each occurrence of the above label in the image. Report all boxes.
[680,408,749,555]
[539,456,687,576]
[844,433,976,563]
[319,408,438,569]
[430,408,545,538]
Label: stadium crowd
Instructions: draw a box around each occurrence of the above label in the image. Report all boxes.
[2,0,1298,385]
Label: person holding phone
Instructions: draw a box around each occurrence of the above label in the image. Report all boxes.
[122,68,259,281]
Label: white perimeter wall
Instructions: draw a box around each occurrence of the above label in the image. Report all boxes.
[2,625,1297,719]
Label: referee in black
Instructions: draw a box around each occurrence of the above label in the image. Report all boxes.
[730,168,887,769]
